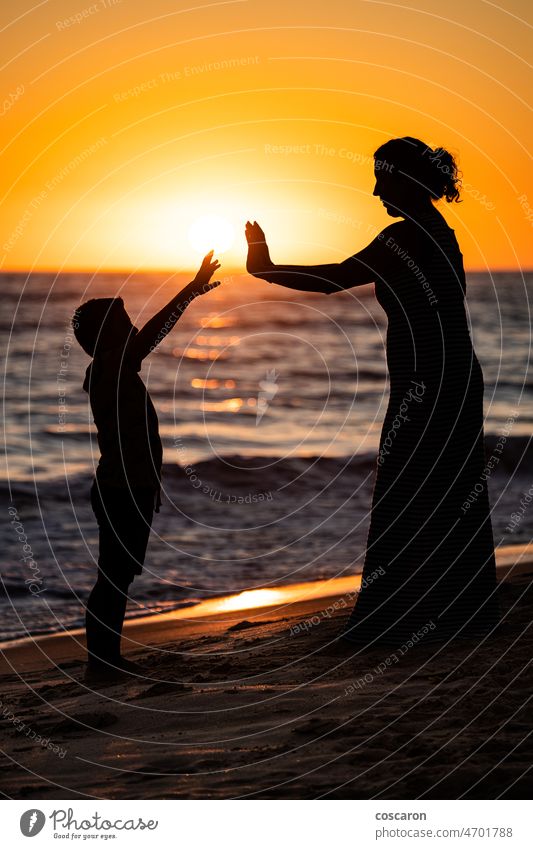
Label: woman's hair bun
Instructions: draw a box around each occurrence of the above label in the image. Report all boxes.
[374,137,462,203]
[426,145,462,203]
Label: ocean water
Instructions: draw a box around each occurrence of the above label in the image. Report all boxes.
[1,270,532,642]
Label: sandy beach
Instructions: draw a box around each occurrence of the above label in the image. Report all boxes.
[1,543,532,800]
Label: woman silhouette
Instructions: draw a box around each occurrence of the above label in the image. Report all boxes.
[245,136,499,645]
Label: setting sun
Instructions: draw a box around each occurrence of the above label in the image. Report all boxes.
[188,214,235,256]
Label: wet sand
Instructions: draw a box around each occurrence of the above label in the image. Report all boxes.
[1,545,532,800]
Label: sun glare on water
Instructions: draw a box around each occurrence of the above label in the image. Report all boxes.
[188,214,235,255]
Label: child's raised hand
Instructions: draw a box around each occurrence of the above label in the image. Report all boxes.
[191,250,221,294]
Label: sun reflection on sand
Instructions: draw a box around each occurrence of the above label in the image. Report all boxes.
[214,588,286,612]
[168,576,360,621]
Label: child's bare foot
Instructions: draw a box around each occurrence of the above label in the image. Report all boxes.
[85,661,126,685]
[117,657,149,677]
[84,656,148,684]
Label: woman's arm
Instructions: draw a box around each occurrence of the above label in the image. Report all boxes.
[250,259,374,294]
[245,221,383,294]
[129,251,221,362]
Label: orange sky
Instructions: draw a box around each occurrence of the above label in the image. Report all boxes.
[1,0,531,272]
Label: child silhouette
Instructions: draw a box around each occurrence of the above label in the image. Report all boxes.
[73,251,220,680]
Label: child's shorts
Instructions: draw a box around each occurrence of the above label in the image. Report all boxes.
[90,481,156,583]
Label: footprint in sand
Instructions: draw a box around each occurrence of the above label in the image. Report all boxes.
[50,711,119,735]
[17,681,82,709]
[227,619,276,632]
[133,681,193,700]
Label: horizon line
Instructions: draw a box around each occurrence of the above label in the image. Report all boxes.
[1,266,531,276]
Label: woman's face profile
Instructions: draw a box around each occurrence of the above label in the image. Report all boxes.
[373,165,405,217]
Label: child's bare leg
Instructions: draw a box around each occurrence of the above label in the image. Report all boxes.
[86,484,154,680]
[86,572,131,669]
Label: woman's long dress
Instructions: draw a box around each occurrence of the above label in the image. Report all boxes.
[341,209,499,644]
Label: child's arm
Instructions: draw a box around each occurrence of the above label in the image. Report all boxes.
[129,251,221,362]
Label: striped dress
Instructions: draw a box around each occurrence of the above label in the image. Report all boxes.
[341,209,499,645]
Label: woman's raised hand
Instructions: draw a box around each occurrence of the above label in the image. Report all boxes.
[245,220,273,275]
